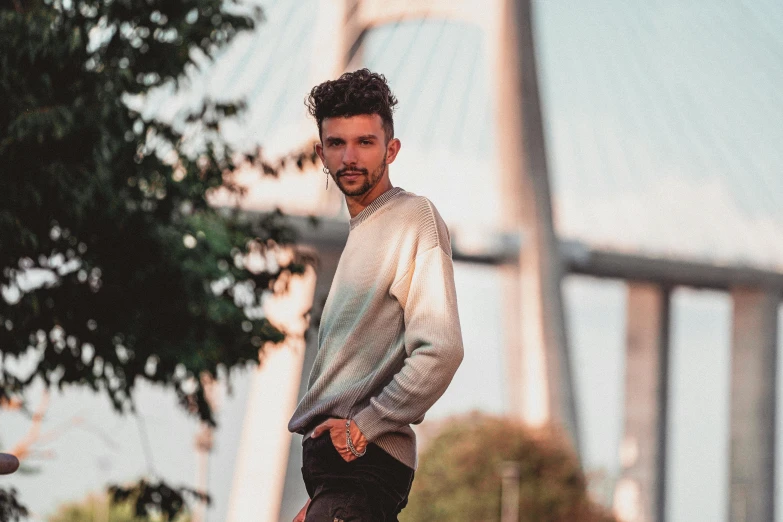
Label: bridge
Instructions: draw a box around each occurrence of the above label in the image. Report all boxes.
[148,1,783,521]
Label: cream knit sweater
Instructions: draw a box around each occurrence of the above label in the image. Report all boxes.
[288,187,464,470]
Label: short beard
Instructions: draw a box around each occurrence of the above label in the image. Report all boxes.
[334,152,387,197]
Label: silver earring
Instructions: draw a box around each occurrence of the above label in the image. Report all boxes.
[323,167,329,189]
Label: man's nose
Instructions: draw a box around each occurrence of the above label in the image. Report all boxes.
[342,144,358,165]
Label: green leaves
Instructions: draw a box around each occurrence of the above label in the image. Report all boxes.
[0,0,319,519]
[109,479,205,521]
[0,0,294,427]
[49,489,193,522]
[0,488,28,522]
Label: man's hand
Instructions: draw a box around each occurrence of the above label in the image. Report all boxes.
[311,418,368,462]
[292,499,310,522]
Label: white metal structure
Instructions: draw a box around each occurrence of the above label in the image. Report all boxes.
[213,2,783,521]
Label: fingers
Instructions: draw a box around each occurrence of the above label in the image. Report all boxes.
[329,428,358,463]
[311,421,328,438]
[311,419,336,438]
[310,419,360,462]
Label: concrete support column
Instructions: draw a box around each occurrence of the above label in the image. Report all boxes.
[614,284,670,522]
[278,244,345,521]
[225,255,317,522]
[310,0,364,82]
[496,0,578,449]
[728,288,779,522]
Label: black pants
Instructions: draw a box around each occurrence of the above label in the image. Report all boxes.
[302,435,415,521]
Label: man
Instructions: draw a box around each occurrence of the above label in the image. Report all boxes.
[288,69,464,521]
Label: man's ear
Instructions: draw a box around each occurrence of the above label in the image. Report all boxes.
[386,138,401,164]
[315,141,325,165]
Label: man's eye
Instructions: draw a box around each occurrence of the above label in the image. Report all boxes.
[360,140,371,145]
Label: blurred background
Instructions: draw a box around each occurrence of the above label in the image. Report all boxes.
[2,1,783,521]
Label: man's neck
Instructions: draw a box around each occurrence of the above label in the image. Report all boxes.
[345,178,394,218]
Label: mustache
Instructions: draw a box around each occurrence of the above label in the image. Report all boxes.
[336,167,368,177]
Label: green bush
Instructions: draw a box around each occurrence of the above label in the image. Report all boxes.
[48,492,191,522]
[401,414,616,522]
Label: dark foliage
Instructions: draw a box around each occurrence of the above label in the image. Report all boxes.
[0,0,308,423]
[0,0,320,517]
[110,479,206,521]
[0,488,28,522]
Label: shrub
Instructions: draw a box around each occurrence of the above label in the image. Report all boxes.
[401,413,616,522]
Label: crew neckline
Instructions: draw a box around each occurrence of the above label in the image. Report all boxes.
[349,187,405,231]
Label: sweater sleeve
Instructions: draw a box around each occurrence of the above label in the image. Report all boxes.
[352,245,464,442]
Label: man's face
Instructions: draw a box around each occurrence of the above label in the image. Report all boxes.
[316,114,399,197]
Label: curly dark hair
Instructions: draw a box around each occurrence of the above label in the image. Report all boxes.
[306,69,398,142]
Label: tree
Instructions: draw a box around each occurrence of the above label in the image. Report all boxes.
[401,413,617,522]
[48,491,191,522]
[0,0,317,517]
[0,488,28,522]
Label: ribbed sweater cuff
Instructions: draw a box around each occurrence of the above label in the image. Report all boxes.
[352,404,399,443]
